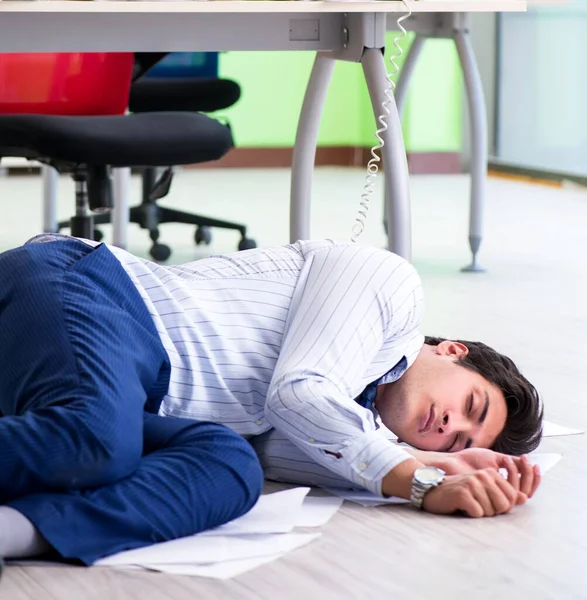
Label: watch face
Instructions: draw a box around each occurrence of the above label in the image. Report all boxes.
[415,466,445,485]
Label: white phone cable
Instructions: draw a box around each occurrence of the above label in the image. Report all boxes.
[351,0,413,243]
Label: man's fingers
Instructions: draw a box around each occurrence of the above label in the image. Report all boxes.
[486,483,514,515]
[493,473,518,512]
[500,455,541,499]
[518,455,535,497]
[458,489,485,518]
[503,456,521,493]
[440,458,463,476]
[470,478,495,517]
[479,469,517,515]
[530,464,541,497]
[442,462,538,520]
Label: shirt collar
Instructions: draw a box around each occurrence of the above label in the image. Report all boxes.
[355,356,408,411]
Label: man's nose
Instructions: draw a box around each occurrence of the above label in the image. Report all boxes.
[438,412,471,436]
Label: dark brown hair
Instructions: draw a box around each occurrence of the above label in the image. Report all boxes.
[425,336,543,455]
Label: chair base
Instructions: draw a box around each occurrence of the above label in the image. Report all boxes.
[70,215,95,240]
[58,202,256,261]
[58,168,256,261]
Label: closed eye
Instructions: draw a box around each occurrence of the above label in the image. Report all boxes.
[478,392,490,425]
[444,393,476,452]
[446,434,472,453]
[445,434,459,452]
[466,393,474,415]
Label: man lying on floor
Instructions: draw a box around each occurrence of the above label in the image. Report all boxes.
[0,235,543,569]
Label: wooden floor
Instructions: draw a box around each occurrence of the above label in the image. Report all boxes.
[2,170,587,599]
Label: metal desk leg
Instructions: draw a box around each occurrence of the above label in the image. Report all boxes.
[362,48,411,260]
[112,167,131,250]
[455,23,487,273]
[383,34,426,236]
[42,165,59,233]
[394,35,426,116]
[290,52,335,242]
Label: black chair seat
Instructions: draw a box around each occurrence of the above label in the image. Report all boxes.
[129,78,241,114]
[0,112,232,167]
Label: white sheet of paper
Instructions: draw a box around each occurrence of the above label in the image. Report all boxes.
[295,496,343,527]
[321,488,409,507]
[139,554,287,579]
[96,530,320,567]
[93,487,336,574]
[198,487,310,537]
[529,452,562,473]
[543,420,584,437]
[134,533,320,579]
[194,488,342,536]
[323,452,563,507]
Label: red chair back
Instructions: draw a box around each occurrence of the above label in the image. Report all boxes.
[0,53,134,115]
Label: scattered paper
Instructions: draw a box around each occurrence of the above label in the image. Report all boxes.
[133,533,320,580]
[528,452,562,473]
[94,488,339,578]
[323,452,563,507]
[543,420,584,437]
[138,555,284,580]
[96,531,319,567]
[195,488,342,537]
[295,496,343,528]
[322,488,408,508]
[199,487,311,537]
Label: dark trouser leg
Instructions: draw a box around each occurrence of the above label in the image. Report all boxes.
[0,240,170,501]
[8,414,263,565]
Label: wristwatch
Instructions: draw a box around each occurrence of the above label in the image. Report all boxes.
[410,466,446,509]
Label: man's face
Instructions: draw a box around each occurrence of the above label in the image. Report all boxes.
[376,342,508,452]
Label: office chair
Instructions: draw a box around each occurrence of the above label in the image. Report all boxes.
[57,52,255,261]
[0,52,239,259]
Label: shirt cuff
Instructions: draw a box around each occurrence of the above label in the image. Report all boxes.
[341,431,413,496]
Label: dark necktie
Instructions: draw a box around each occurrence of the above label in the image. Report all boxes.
[355,379,380,410]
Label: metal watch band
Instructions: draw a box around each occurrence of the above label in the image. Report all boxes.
[409,468,445,510]
[409,480,429,510]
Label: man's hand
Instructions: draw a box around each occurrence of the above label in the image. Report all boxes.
[407,448,542,501]
[381,452,541,517]
[443,448,522,473]
[422,467,531,518]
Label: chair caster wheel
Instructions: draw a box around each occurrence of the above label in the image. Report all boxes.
[93,229,104,243]
[238,238,257,251]
[195,226,212,246]
[150,243,172,262]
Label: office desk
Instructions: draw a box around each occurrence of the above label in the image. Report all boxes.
[0,0,526,261]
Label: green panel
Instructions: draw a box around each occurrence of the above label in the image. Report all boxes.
[219,37,463,153]
[219,52,367,147]
[318,60,369,146]
[400,39,463,152]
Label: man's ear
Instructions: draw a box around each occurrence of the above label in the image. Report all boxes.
[434,340,468,358]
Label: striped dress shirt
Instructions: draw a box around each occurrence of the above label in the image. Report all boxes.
[31,236,425,494]
[102,239,426,495]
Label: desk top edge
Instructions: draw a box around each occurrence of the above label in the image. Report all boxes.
[0,1,529,15]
